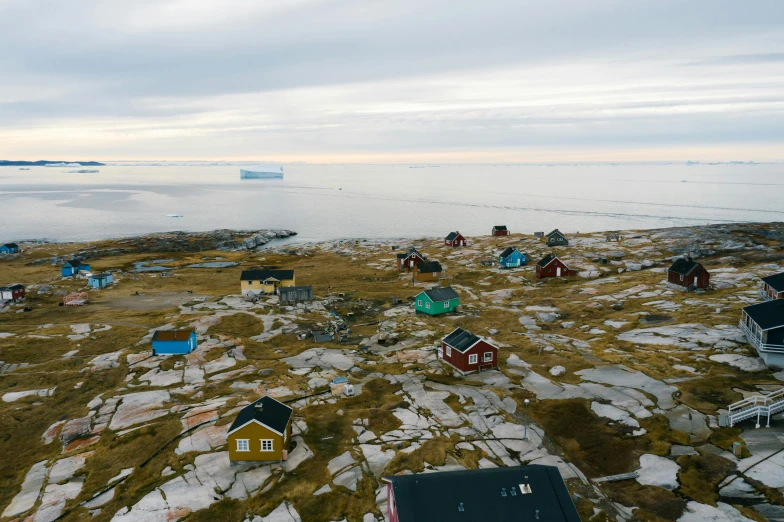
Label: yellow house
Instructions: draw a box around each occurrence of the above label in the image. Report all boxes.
[240,269,296,296]
[228,396,294,462]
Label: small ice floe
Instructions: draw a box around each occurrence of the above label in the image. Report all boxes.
[165,214,183,218]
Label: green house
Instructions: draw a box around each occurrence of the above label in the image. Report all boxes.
[414,287,460,315]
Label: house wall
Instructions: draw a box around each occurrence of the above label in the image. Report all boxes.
[415,295,458,315]
[2,288,25,300]
[537,259,571,278]
[387,484,399,522]
[399,256,424,272]
[762,282,783,300]
[445,235,466,247]
[442,339,498,374]
[499,251,525,267]
[241,276,296,295]
[152,334,197,355]
[667,267,709,289]
[228,420,291,462]
[492,229,510,236]
[412,267,439,282]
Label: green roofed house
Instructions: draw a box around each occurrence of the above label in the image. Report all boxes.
[414,286,459,316]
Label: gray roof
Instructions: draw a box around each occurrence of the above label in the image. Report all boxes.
[422,286,459,302]
[417,261,442,273]
[669,258,703,276]
[445,232,462,241]
[499,247,520,258]
[537,253,557,268]
[443,328,481,352]
[547,229,566,238]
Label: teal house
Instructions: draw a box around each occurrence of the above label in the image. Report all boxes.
[414,287,460,316]
[62,259,91,277]
[498,247,527,268]
[0,243,19,254]
[88,273,114,288]
[152,330,198,355]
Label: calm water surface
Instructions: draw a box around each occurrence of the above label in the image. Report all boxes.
[1,163,782,243]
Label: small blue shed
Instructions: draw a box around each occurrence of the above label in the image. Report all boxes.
[0,243,19,254]
[88,273,114,288]
[151,330,197,355]
[498,247,527,268]
[62,259,91,277]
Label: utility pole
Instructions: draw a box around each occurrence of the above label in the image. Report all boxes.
[523,399,530,440]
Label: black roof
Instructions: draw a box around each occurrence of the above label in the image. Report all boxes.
[743,300,784,330]
[499,247,520,258]
[383,465,581,522]
[762,272,784,292]
[402,247,425,259]
[241,269,294,281]
[493,226,508,231]
[90,273,111,279]
[445,232,462,241]
[417,261,442,273]
[2,243,18,249]
[443,328,481,352]
[668,258,703,276]
[547,229,566,238]
[229,395,293,435]
[537,253,556,267]
[5,284,25,290]
[422,286,459,302]
[64,258,87,267]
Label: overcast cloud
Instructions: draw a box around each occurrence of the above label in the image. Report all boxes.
[1,0,783,161]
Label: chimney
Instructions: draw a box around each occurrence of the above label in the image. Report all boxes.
[254,400,264,411]
[520,476,532,494]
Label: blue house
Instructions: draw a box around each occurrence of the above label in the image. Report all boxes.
[62,259,91,277]
[151,330,198,355]
[498,247,527,268]
[88,273,114,289]
[0,243,19,254]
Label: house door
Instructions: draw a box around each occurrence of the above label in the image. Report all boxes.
[410,260,414,268]
[437,346,443,358]
[694,276,698,287]
[556,267,562,277]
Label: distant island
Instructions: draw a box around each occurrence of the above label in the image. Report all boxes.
[0,160,105,167]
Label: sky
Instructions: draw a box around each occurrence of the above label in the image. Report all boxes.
[1,0,784,163]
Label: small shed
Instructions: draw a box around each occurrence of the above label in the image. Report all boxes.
[151,329,197,355]
[667,257,710,291]
[498,247,527,268]
[760,273,784,301]
[414,286,460,315]
[444,232,466,247]
[0,243,19,254]
[62,259,91,277]
[491,226,510,237]
[536,254,576,278]
[413,260,442,282]
[279,285,313,305]
[88,273,114,289]
[439,327,499,374]
[546,229,569,247]
[0,284,25,301]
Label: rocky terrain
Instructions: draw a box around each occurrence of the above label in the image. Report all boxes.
[1,222,783,522]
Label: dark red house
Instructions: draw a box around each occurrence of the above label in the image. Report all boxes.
[0,284,25,301]
[536,254,576,279]
[667,257,710,291]
[396,247,426,272]
[445,231,466,247]
[760,273,784,301]
[491,225,509,237]
[439,327,498,374]
[383,465,582,522]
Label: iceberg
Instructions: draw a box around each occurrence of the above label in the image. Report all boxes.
[240,164,283,179]
[68,169,99,173]
[46,162,82,167]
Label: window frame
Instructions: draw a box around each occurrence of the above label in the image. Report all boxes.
[417,299,422,306]
[446,345,452,357]
[425,302,430,309]
[443,300,450,308]
[484,352,493,362]
[260,439,274,452]
[236,439,250,452]
[468,354,478,364]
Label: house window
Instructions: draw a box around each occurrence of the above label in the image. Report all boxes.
[236,439,249,452]
[446,345,452,356]
[261,439,274,451]
[417,300,422,306]
[680,275,684,282]
[443,300,450,308]
[484,352,493,362]
[468,354,478,364]
[426,302,430,309]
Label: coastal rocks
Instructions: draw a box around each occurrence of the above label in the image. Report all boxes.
[176,425,229,454]
[664,405,711,440]
[709,354,767,372]
[576,365,678,410]
[635,454,679,490]
[2,461,48,518]
[617,324,745,350]
[591,402,640,428]
[282,349,354,372]
[109,391,171,430]
[2,387,56,402]
[257,501,302,522]
[677,501,755,522]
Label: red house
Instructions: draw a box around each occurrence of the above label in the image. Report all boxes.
[0,284,25,301]
[760,273,784,301]
[439,328,498,374]
[536,254,576,278]
[396,247,427,272]
[667,257,709,291]
[491,225,509,237]
[445,231,466,247]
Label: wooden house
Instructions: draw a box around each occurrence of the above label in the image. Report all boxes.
[88,273,114,289]
[151,330,197,355]
[61,259,90,277]
[0,243,19,254]
[228,396,293,462]
[240,269,295,296]
[498,247,526,268]
[413,261,442,282]
[279,285,313,305]
[760,273,784,301]
[491,226,509,237]
[667,257,709,291]
[414,287,459,315]
[546,229,569,247]
[0,284,25,301]
[740,300,784,368]
[536,254,575,278]
[444,232,466,247]
[382,465,581,522]
[439,327,498,374]
[397,248,427,272]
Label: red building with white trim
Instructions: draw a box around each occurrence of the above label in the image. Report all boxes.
[444,232,466,247]
[535,254,576,278]
[491,225,510,237]
[439,327,498,374]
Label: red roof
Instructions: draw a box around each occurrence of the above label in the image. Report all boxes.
[152,330,194,341]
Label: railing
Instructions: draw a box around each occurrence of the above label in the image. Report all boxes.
[739,320,784,354]
[760,289,773,302]
[726,388,784,428]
